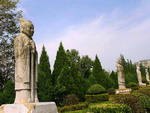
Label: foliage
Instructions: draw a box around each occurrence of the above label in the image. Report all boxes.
[125,73,138,85]
[52,42,68,86]
[63,94,79,106]
[38,46,53,102]
[87,84,106,95]
[79,55,93,78]
[88,103,132,113]
[132,93,150,112]
[107,88,115,95]
[0,80,15,105]
[88,74,98,86]
[128,82,138,87]
[59,103,88,113]
[134,88,150,98]
[120,55,138,85]
[93,55,113,89]
[110,71,118,89]
[114,94,145,113]
[70,63,88,101]
[66,49,80,67]
[0,0,22,89]
[85,94,108,103]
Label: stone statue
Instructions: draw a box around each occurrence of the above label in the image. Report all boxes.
[116,58,126,89]
[14,18,38,103]
[136,62,146,86]
[146,68,150,82]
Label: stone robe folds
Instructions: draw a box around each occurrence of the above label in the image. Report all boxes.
[116,59,126,89]
[14,33,38,103]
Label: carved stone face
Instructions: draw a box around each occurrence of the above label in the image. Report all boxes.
[21,24,34,38]
[19,18,34,38]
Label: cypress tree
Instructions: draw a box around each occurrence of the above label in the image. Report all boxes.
[38,45,52,101]
[52,42,68,85]
[110,71,118,88]
[93,55,111,89]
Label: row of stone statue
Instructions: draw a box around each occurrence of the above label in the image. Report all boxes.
[116,58,149,90]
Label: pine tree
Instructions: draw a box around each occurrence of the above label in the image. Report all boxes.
[54,66,76,103]
[110,71,118,88]
[52,42,68,85]
[38,45,52,102]
[93,55,112,89]
[0,0,21,89]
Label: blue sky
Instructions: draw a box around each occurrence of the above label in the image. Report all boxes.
[18,0,150,71]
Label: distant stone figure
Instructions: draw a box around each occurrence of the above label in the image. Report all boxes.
[116,58,126,89]
[146,68,150,82]
[136,62,146,86]
[14,18,38,103]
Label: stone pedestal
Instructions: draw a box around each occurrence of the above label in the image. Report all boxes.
[139,83,146,87]
[0,102,58,113]
[115,88,131,94]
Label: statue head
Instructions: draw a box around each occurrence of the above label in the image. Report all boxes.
[19,18,34,38]
[116,58,122,65]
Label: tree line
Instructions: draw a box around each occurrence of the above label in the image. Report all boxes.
[0,0,150,106]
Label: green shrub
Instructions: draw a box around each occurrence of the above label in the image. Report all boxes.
[114,94,145,113]
[107,88,115,95]
[87,84,106,95]
[128,82,137,87]
[132,93,150,112]
[85,93,108,103]
[63,94,79,106]
[134,88,150,98]
[59,103,88,112]
[131,86,139,90]
[88,103,132,113]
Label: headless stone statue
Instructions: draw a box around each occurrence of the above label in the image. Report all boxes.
[146,68,150,83]
[116,58,126,89]
[136,62,146,86]
[14,18,38,103]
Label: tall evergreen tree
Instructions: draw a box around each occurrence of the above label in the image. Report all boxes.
[110,71,118,88]
[0,0,21,89]
[120,55,138,84]
[93,55,112,89]
[52,42,68,85]
[38,46,52,101]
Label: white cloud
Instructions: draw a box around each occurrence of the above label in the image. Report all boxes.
[36,0,150,71]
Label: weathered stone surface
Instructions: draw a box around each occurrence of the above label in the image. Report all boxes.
[115,88,131,94]
[0,102,58,113]
[116,58,126,89]
[146,68,150,82]
[136,63,146,86]
[14,18,38,103]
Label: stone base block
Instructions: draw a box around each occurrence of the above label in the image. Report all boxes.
[0,102,58,113]
[115,88,131,94]
[139,83,146,87]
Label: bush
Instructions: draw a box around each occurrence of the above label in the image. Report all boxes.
[114,94,145,113]
[134,88,150,98]
[131,86,139,90]
[85,93,108,103]
[87,84,106,95]
[107,88,115,95]
[63,94,79,106]
[128,82,137,87]
[88,103,132,113]
[59,103,88,112]
[132,93,150,112]
[0,80,15,105]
